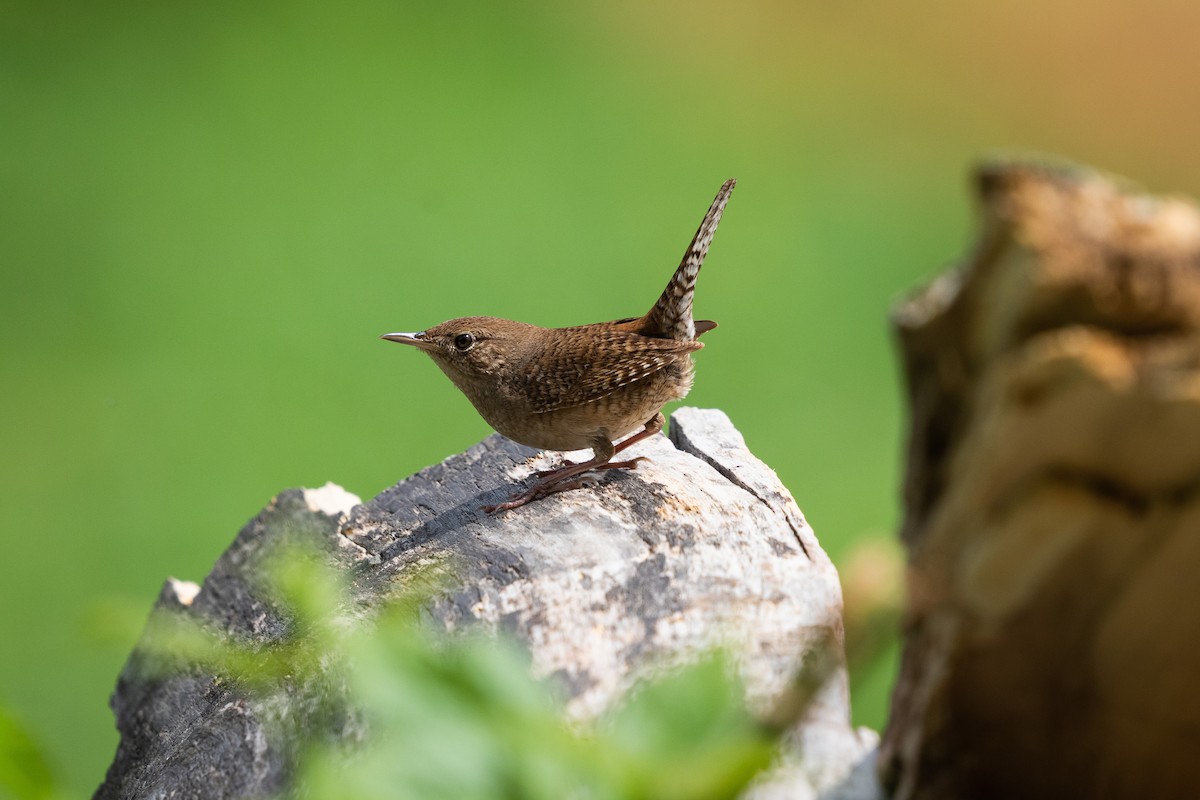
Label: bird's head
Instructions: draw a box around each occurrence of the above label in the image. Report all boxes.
[381,316,540,381]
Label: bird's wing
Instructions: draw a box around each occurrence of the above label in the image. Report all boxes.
[515,327,702,413]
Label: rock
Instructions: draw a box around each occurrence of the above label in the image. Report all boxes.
[96,407,870,799]
[881,161,1200,800]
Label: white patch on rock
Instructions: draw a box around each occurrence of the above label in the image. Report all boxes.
[303,482,362,517]
[167,578,201,607]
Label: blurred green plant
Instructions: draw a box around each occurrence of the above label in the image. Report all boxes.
[0,705,63,800]
[124,549,781,800]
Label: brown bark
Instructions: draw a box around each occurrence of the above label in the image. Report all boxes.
[881,160,1200,800]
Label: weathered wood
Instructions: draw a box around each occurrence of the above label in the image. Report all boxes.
[96,407,872,799]
[881,161,1200,800]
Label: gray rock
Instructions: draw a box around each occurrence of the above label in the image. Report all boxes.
[96,407,871,798]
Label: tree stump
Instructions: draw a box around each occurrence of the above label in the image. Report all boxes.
[881,161,1200,800]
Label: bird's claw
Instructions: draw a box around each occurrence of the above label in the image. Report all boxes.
[482,457,652,514]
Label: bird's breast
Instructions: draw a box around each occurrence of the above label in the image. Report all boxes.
[463,360,694,452]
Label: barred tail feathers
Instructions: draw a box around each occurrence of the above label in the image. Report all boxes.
[644,178,736,341]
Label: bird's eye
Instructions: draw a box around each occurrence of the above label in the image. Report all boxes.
[453,332,476,351]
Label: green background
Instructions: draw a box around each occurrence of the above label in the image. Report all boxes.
[4,1,1198,795]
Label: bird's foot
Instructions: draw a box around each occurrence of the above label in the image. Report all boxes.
[599,456,650,472]
[532,458,579,479]
[482,473,596,514]
[483,457,651,514]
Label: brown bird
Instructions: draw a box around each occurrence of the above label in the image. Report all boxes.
[383,179,735,512]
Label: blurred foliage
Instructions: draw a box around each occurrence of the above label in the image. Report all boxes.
[118,550,780,800]
[5,0,1200,795]
[0,706,62,800]
[839,539,905,698]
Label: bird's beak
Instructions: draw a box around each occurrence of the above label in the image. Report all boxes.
[380,331,438,351]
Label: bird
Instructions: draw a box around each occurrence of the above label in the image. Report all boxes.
[382,179,735,512]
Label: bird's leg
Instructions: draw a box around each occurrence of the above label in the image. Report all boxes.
[485,418,664,513]
[533,413,665,477]
[611,412,665,456]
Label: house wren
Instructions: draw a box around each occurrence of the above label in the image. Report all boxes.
[382,179,735,512]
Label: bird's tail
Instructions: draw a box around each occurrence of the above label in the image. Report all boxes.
[643,178,736,341]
